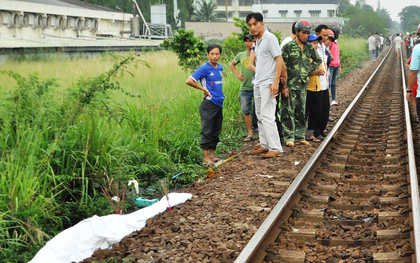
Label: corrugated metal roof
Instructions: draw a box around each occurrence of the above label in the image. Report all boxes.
[11,0,119,12]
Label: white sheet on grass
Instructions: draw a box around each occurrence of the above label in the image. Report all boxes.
[29,193,192,263]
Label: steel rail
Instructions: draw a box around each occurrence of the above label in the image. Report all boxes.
[235,47,394,263]
[401,50,420,263]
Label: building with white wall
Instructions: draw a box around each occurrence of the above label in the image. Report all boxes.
[0,0,133,41]
[213,0,340,22]
[253,0,340,21]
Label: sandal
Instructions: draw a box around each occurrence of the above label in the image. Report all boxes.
[244,136,253,142]
[286,141,294,147]
[297,140,311,146]
[307,136,321,143]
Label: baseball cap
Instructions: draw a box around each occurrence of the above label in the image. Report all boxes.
[243,34,253,41]
[308,33,321,42]
[328,29,335,40]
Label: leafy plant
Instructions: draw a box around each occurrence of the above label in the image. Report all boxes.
[160,28,207,72]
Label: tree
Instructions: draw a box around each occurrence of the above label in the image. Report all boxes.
[338,0,351,14]
[399,6,420,33]
[191,0,218,22]
[377,8,392,29]
[342,4,387,38]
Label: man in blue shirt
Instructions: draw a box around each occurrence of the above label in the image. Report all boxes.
[186,44,224,166]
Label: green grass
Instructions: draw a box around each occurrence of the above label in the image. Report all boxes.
[0,36,365,262]
[338,36,369,76]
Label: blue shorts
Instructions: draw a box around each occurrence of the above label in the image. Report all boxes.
[240,90,254,115]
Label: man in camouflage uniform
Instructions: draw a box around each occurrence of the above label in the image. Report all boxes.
[281,20,322,147]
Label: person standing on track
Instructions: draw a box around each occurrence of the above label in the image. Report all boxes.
[186,44,224,166]
[407,38,420,124]
[230,34,256,142]
[247,12,284,158]
[281,20,322,147]
[406,39,420,123]
[394,33,403,58]
[368,33,376,62]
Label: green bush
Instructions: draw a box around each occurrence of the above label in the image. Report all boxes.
[161,29,207,72]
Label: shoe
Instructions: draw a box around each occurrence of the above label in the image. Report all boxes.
[286,141,295,147]
[307,135,321,142]
[316,135,325,141]
[321,131,328,137]
[244,136,253,142]
[331,100,338,106]
[261,151,282,158]
[251,147,269,154]
[297,140,311,146]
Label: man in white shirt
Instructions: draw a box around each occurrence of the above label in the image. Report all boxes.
[394,33,403,58]
[368,33,376,62]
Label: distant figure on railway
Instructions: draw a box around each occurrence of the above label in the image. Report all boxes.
[368,33,376,62]
[281,20,322,147]
[406,39,420,123]
[375,32,381,58]
[407,38,420,123]
[380,34,384,52]
[185,44,224,166]
[230,34,256,142]
[406,33,411,58]
[247,12,284,158]
[394,33,403,58]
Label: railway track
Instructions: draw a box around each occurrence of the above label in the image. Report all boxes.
[235,47,420,262]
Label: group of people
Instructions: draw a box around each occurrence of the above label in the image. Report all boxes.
[186,12,341,164]
[405,29,420,123]
[368,32,385,61]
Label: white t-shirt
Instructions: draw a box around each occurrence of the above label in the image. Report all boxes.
[317,42,329,91]
[368,36,376,50]
[280,36,294,55]
[394,36,402,49]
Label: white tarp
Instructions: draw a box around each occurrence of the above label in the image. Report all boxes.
[29,193,192,263]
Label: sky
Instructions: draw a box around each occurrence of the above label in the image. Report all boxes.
[350,0,420,22]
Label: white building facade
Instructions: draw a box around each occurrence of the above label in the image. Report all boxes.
[0,0,132,41]
[213,0,339,21]
[252,0,339,21]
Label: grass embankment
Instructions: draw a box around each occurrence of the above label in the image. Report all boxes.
[338,36,369,76]
[0,36,367,262]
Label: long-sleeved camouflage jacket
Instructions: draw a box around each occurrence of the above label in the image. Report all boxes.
[282,39,322,91]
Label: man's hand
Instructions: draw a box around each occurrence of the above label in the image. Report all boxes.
[270,83,279,98]
[203,88,212,98]
[339,67,342,75]
[235,74,245,82]
[281,87,289,98]
[280,77,286,84]
[407,93,412,102]
[314,68,325,76]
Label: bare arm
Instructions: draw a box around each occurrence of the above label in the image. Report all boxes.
[407,70,418,101]
[230,60,244,82]
[270,55,284,98]
[249,51,256,73]
[186,77,211,98]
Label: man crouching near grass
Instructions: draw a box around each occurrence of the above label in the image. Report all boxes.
[186,44,224,166]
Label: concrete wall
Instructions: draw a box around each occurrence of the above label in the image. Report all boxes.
[253,4,339,19]
[0,0,132,41]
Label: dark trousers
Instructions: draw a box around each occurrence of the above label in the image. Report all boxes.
[275,95,284,144]
[251,101,258,130]
[306,90,323,137]
[319,90,330,135]
[199,99,223,150]
[407,46,412,58]
[375,47,379,57]
[417,98,420,125]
